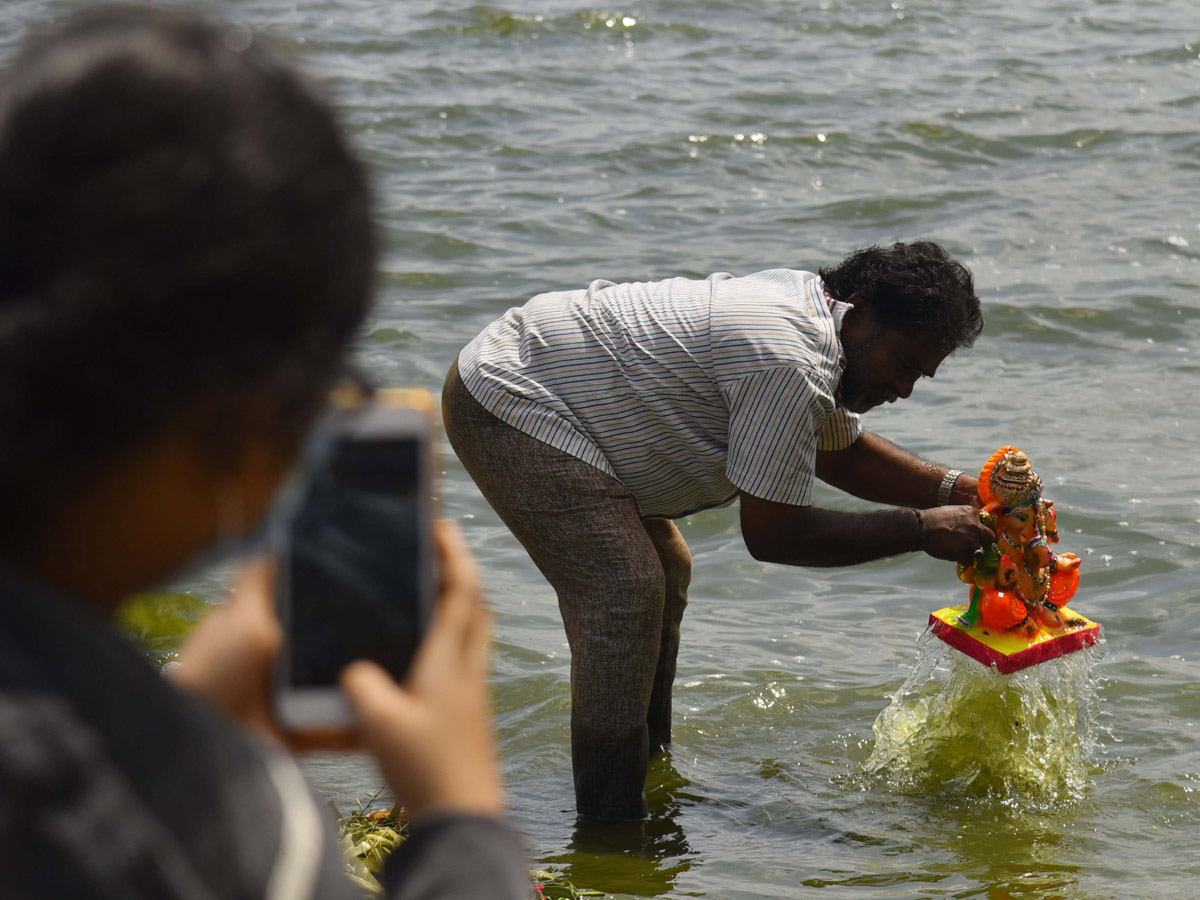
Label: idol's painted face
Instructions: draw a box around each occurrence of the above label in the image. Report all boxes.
[838,318,947,414]
[999,507,1038,543]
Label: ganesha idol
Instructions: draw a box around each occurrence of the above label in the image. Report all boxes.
[955,446,1082,634]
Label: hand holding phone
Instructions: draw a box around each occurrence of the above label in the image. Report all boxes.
[341,521,504,819]
[175,524,503,818]
[178,389,504,817]
[170,557,286,743]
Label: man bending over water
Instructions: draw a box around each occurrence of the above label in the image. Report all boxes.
[444,241,996,820]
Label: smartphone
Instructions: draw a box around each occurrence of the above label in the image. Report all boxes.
[273,388,435,732]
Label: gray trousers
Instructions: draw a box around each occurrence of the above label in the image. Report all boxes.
[442,361,691,820]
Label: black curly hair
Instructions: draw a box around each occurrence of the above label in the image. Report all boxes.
[0,5,375,543]
[818,241,983,354]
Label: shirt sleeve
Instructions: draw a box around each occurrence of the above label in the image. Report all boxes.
[818,406,862,451]
[722,366,834,507]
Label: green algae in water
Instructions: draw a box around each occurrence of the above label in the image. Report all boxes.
[337,798,604,897]
[116,590,210,667]
[866,630,1105,802]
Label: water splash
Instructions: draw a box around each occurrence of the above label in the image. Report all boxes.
[865,629,1105,803]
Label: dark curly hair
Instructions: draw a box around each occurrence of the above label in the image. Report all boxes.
[0,5,375,542]
[818,241,983,354]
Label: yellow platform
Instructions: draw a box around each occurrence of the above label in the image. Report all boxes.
[929,603,1101,674]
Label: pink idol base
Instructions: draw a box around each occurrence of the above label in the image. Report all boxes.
[929,603,1101,674]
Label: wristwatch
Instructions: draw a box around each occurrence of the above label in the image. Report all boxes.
[937,469,962,506]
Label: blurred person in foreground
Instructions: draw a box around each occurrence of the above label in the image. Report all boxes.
[0,6,526,898]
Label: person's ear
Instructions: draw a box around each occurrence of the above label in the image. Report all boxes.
[839,294,875,342]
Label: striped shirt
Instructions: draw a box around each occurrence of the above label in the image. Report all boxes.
[457,269,861,519]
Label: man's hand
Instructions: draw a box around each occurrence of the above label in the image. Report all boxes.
[918,506,996,563]
[949,473,982,508]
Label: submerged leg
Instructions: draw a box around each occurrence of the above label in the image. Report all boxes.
[642,517,691,756]
[443,362,663,820]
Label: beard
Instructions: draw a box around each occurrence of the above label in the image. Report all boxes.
[837,325,894,414]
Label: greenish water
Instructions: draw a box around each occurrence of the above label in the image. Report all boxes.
[865,636,1104,802]
[7,1,1200,897]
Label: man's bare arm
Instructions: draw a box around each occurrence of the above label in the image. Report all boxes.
[739,491,993,567]
[815,432,979,508]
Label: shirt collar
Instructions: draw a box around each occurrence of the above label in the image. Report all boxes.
[821,286,852,370]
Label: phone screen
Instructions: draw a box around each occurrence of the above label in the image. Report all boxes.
[284,428,427,688]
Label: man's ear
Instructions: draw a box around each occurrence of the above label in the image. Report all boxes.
[839,294,875,342]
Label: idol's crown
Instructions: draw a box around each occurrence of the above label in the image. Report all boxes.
[989,449,1042,509]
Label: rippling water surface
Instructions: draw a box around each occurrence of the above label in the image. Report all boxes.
[7,1,1200,897]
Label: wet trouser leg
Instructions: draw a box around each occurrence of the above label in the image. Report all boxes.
[642,518,691,755]
[442,361,690,820]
